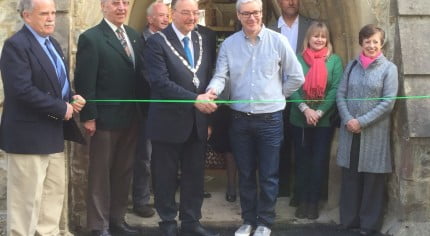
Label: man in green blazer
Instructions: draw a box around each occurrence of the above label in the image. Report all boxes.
[74,0,149,235]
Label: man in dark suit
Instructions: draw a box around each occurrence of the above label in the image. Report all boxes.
[0,0,85,235]
[74,0,148,235]
[131,0,169,219]
[143,0,218,235]
[270,0,314,203]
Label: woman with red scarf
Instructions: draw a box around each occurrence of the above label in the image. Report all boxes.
[289,21,343,219]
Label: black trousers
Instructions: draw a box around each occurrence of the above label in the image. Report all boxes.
[151,129,206,224]
[278,106,293,196]
[132,118,152,208]
[340,134,386,231]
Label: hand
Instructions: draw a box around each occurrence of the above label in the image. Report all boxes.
[303,108,320,126]
[83,120,96,136]
[194,91,218,114]
[207,126,213,140]
[71,95,86,113]
[206,88,217,97]
[346,119,361,133]
[64,103,73,120]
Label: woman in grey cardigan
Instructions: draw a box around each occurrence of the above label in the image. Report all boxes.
[336,24,398,235]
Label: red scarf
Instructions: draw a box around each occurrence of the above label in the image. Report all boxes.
[302,47,328,100]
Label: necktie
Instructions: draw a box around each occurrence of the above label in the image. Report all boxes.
[183,36,194,68]
[45,39,68,99]
[116,28,133,62]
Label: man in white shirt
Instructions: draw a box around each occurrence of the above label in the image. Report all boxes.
[270,0,313,53]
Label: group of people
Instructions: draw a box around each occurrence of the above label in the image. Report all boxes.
[0,0,398,236]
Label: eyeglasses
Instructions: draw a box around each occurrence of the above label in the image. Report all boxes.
[178,10,201,17]
[239,11,262,18]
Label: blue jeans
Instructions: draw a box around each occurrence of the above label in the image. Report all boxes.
[229,110,283,227]
[291,126,334,204]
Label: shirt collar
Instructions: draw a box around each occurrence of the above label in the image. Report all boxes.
[104,18,125,33]
[277,15,299,28]
[25,24,49,45]
[241,25,266,41]
[172,22,192,42]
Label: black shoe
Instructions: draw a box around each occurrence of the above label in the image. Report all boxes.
[336,224,360,232]
[133,204,155,218]
[307,203,319,220]
[289,196,299,207]
[203,191,212,198]
[225,193,237,202]
[180,223,220,236]
[91,229,111,236]
[110,220,140,235]
[294,202,307,219]
[160,221,178,236]
[360,228,377,235]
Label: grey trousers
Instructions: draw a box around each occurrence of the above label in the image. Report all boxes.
[340,134,386,231]
[86,122,138,230]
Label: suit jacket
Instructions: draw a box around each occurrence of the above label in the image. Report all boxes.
[0,26,83,154]
[196,24,217,73]
[143,24,216,143]
[74,20,149,130]
[269,15,314,54]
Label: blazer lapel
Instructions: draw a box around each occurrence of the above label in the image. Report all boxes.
[23,27,62,97]
[164,25,188,61]
[297,15,308,53]
[99,20,133,65]
[51,37,72,100]
[125,26,139,65]
[191,31,200,68]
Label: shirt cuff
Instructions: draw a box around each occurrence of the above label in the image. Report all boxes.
[298,103,309,112]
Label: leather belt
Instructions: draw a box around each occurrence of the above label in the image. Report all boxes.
[231,110,278,119]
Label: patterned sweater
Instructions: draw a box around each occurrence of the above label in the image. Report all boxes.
[336,55,398,173]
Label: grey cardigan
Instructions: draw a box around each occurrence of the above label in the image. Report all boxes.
[336,55,398,173]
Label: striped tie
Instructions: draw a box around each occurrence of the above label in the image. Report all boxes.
[116,27,133,62]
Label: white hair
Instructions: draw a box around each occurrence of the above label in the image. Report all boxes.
[17,0,34,17]
[147,0,165,16]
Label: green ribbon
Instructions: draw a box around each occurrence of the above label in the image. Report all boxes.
[87,95,430,104]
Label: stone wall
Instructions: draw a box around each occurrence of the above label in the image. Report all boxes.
[394,0,430,224]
